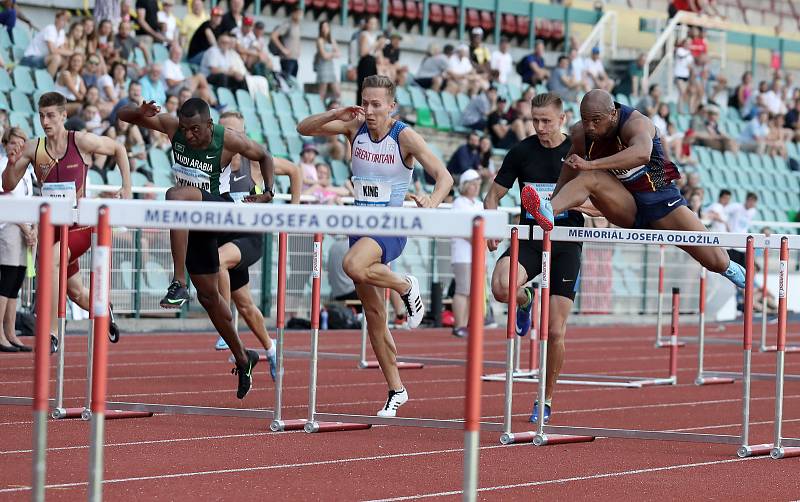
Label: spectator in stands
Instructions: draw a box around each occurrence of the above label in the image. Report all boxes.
[548,55,581,103]
[201,32,247,91]
[460,86,496,131]
[115,19,151,71]
[446,131,481,177]
[521,40,549,87]
[157,0,179,44]
[673,38,693,113]
[109,80,143,126]
[763,80,788,116]
[450,169,484,338]
[742,80,768,120]
[96,19,118,63]
[704,189,731,233]
[82,17,98,55]
[187,6,224,66]
[304,163,352,204]
[82,86,109,122]
[313,20,341,100]
[731,71,753,115]
[79,103,106,135]
[670,125,697,166]
[767,114,790,159]
[635,84,661,118]
[140,63,167,107]
[487,96,521,149]
[680,171,702,199]
[739,109,771,154]
[585,47,615,92]
[477,135,496,193]
[105,115,147,172]
[233,18,273,78]
[382,33,408,87]
[163,43,218,107]
[181,0,209,48]
[218,0,244,34]
[135,0,167,45]
[784,98,800,142]
[688,26,707,58]
[708,74,729,114]
[21,9,72,77]
[271,6,302,78]
[327,235,357,302]
[469,27,491,74]
[163,94,179,118]
[300,143,320,191]
[353,16,385,105]
[55,53,88,115]
[651,102,670,136]
[490,37,513,85]
[65,20,88,56]
[178,87,193,106]
[415,44,449,91]
[696,106,738,152]
[509,99,535,138]
[626,53,647,98]
[726,192,758,266]
[568,47,591,92]
[100,61,128,106]
[447,44,482,95]
[0,0,35,44]
[687,190,703,217]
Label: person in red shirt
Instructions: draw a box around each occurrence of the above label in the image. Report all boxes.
[688,26,708,58]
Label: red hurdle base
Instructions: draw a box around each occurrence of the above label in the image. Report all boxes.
[358,361,425,370]
[312,422,373,433]
[694,377,735,386]
[772,446,800,459]
[53,408,153,420]
[760,346,800,353]
[738,443,773,457]
[657,341,686,348]
[535,434,596,446]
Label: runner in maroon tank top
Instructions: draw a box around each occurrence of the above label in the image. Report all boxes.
[3,92,132,349]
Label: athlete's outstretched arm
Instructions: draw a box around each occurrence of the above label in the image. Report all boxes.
[226,131,274,203]
[296,107,362,139]
[1,140,34,193]
[564,116,654,172]
[118,101,179,137]
[274,157,302,204]
[77,132,133,198]
[552,124,585,198]
[401,128,452,208]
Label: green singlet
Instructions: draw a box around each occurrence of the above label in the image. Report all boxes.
[171,123,230,195]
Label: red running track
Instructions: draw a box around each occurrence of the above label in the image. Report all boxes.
[1,324,800,500]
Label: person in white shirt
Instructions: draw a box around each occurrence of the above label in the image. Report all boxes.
[726,192,758,295]
[157,0,179,44]
[702,189,731,233]
[567,48,590,92]
[673,38,694,113]
[447,44,482,94]
[450,169,484,338]
[584,47,615,92]
[21,9,72,77]
[762,80,788,116]
[490,37,513,84]
[201,32,248,91]
[163,43,218,106]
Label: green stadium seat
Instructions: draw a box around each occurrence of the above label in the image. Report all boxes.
[33,118,44,136]
[236,89,255,112]
[723,151,738,168]
[12,26,30,47]
[9,90,32,114]
[255,92,272,115]
[330,159,350,185]
[456,93,470,110]
[180,63,194,79]
[216,87,238,111]
[131,171,150,187]
[9,112,32,137]
[152,43,169,63]
[272,92,293,117]
[9,46,23,63]
[748,153,763,170]
[675,114,689,132]
[87,169,104,187]
[425,90,444,111]
[507,83,522,101]
[12,66,34,95]
[416,107,434,128]
[289,93,310,119]
[433,109,452,131]
[615,93,630,107]
[771,155,786,171]
[106,168,123,187]
[306,93,325,115]
[33,69,55,92]
[0,29,10,49]
[148,149,171,174]
[278,114,296,137]
[209,107,220,123]
[266,135,288,158]
[285,135,303,158]
[441,91,458,113]
[736,151,751,169]
[0,71,12,92]
[710,149,725,169]
[0,92,7,110]
[259,111,277,136]
[395,86,412,108]
[131,47,147,67]
[153,169,174,187]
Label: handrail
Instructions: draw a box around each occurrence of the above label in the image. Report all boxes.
[578,11,618,58]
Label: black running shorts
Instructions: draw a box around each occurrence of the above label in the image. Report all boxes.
[500,240,582,300]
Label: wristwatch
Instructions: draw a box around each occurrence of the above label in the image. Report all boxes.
[265,186,275,197]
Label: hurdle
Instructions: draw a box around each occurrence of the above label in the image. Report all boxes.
[501,226,800,455]
[482,229,677,389]
[758,247,800,353]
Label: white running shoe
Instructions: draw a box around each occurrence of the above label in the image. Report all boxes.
[215,336,229,351]
[401,275,424,329]
[377,388,408,417]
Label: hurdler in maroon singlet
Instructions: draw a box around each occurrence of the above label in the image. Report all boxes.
[34,130,92,277]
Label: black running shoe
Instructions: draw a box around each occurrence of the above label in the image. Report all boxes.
[231,349,259,399]
[108,303,120,343]
[50,334,59,354]
[160,280,189,309]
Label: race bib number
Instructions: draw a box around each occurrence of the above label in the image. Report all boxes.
[352,177,392,206]
[173,164,211,191]
[522,182,567,220]
[42,182,77,207]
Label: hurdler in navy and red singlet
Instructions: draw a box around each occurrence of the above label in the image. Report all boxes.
[2,91,132,350]
[521,89,747,289]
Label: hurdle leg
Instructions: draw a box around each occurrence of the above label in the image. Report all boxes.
[499,228,520,445]
[270,233,295,432]
[694,268,734,386]
[357,311,369,369]
[52,226,70,419]
[655,245,666,347]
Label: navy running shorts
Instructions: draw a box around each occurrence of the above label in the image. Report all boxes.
[349,235,407,264]
[632,183,687,229]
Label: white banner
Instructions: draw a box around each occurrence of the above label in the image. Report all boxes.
[312,241,321,279]
[92,245,110,317]
[76,199,509,239]
[0,196,74,225]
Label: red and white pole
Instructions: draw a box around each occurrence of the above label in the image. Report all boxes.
[32,204,55,502]
[501,228,519,438]
[529,288,539,373]
[761,247,770,351]
[463,216,486,501]
[270,233,289,431]
[669,288,679,383]
[770,237,800,459]
[655,245,666,347]
[304,233,323,432]
[88,206,112,501]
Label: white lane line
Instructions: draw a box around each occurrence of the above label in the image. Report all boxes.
[0,443,527,493]
[364,456,767,501]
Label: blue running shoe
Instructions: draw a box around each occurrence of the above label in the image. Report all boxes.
[215,336,229,351]
[515,287,533,337]
[723,260,746,289]
[529,401,551,424]
[266,350,277,381]
[521,185,555,231]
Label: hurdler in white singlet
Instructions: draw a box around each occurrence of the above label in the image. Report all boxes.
[350,121,413,207]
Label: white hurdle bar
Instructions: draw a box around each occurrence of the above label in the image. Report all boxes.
[499,226,800,455]
[75,198,509,499]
